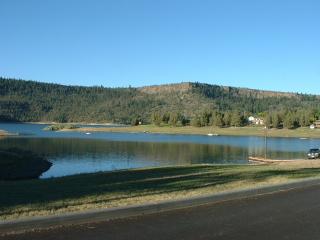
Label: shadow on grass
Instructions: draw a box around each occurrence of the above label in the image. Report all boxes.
[1,165,320,213]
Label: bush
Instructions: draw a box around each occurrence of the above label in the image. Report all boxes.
[43,124,79,131]
[0,148,52,180]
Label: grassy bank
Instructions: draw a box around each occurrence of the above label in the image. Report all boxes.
[66,125,320,138]
[2,161,320,220]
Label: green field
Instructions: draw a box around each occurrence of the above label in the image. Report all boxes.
[2,162,320,220]
[68,125,320,138]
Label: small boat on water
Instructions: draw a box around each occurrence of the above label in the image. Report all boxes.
[85,132,91,135]
[207,133,219,136]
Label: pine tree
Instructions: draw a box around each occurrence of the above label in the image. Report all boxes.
[213,113,224,127]
[223,111,232,127]
[272,112,281,128]
[151,111,162,126]
[283,112,297,129]
[231,111,242,127]
[264,113,272,128]
[191,115,202,127]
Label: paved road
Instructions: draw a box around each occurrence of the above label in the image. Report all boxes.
[3,184,320,240]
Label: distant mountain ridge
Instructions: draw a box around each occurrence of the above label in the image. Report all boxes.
[140,82,302,99]
[139,83,192,94]
[0,77,319,124]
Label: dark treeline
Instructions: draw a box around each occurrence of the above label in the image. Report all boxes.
[264,109,319,129]
[150,109,320,129]
[1,78,320,128]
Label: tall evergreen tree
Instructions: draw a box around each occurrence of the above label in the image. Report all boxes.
[231,111,242,127]
[223,111,232,127]
[283,112,298,129]
[264,113,272,128]
[212,112,224,127]
[272,112,281,128]
[151,112,162,126]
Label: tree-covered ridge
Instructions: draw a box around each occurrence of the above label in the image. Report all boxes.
[191,82,320,114]
[0,77,320,127]
[0,78,162,123]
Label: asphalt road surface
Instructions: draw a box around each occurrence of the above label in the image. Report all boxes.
[3,184,320,240]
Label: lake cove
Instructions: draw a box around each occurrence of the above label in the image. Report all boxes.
[1,123,320,221]
[1,123,320,178]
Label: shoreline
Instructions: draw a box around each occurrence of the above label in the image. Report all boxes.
[0,129,14,137]
[0,121,122,126]
[2,122,320,139]
[23,121,121,126]
[62,125,320,139]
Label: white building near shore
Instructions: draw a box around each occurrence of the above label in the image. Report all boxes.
[248,116,264,125]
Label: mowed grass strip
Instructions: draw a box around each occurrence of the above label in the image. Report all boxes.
[1,163,320,220]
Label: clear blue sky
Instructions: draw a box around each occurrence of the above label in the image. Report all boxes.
[1,0,319,93]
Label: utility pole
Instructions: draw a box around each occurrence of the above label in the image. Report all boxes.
[264,126,267,160]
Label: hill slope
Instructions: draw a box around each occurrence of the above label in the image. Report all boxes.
[0,77,319,124]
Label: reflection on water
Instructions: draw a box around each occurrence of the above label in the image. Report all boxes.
[0,138,249,178]
[0,123,320,178]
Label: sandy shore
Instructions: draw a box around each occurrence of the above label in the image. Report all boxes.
[249,156,320,168]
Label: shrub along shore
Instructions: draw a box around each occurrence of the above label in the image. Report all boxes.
[43,123,79,131]
[2,160,320,221]
[0,148,52,180]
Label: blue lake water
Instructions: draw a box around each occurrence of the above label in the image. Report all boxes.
[0,123,319,178]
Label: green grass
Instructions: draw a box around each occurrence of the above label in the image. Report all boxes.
[2,163,320,220]
[69,125,320,138]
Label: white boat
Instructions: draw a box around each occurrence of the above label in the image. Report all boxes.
[85,132,91,135]
[208,133,219,136]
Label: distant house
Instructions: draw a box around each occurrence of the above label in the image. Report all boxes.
[255,118,264,125]
[248,116,255,122]
[248,116,264,125]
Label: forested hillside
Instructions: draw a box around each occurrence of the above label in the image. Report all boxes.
[1,77,320,127]
[0,78,161,123]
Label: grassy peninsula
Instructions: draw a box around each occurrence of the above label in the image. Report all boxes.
[66,125,320,138]
[2,161,320,220]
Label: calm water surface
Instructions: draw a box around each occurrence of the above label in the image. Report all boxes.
[0,123,319,178]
